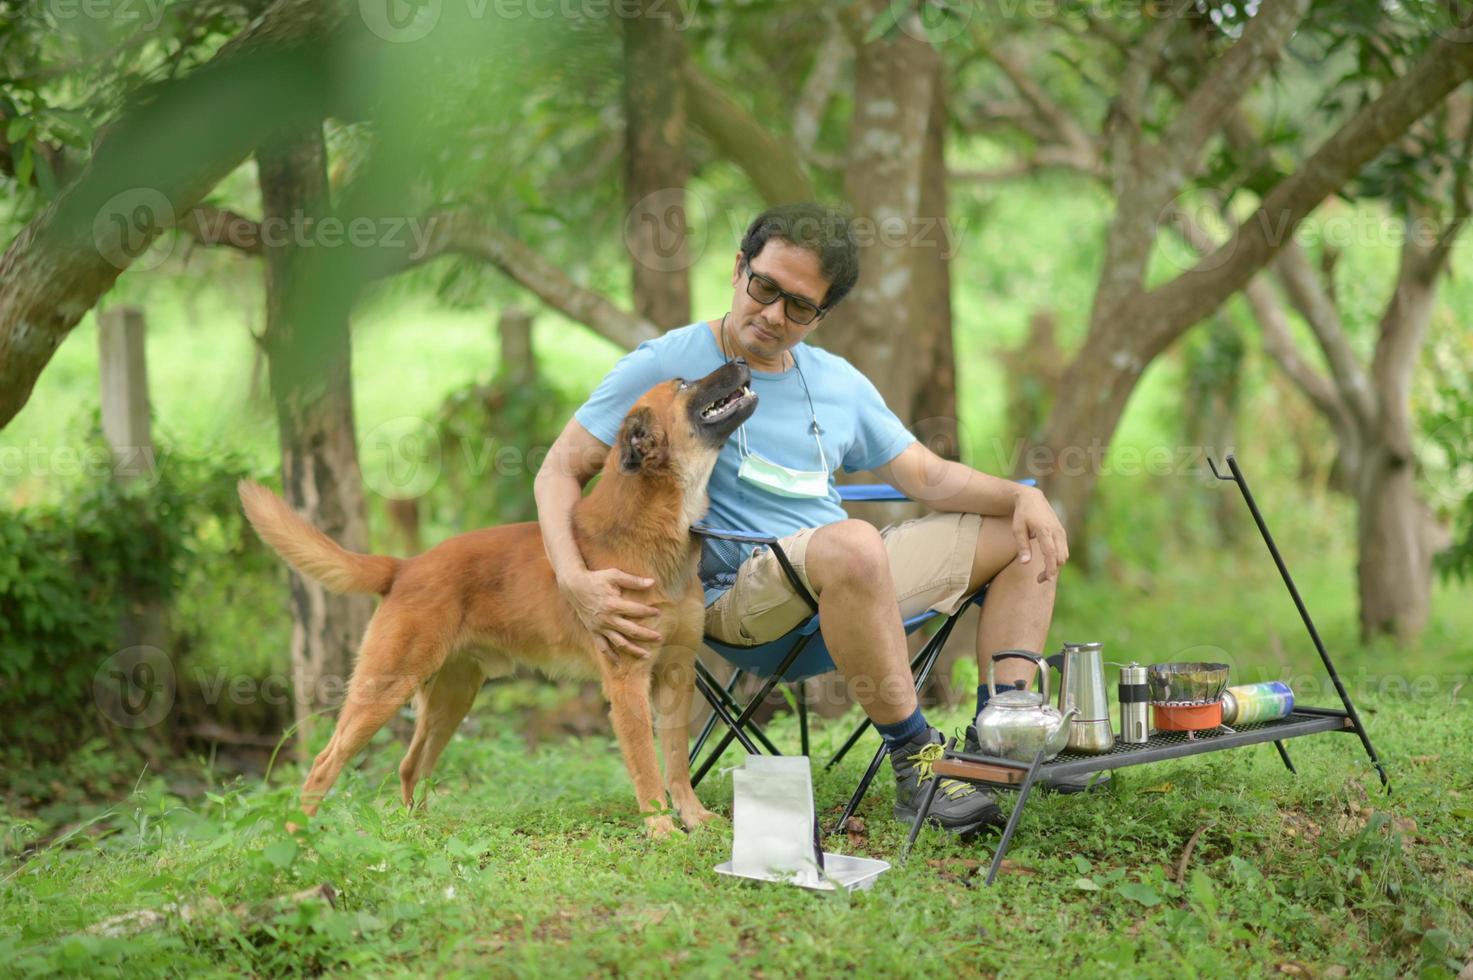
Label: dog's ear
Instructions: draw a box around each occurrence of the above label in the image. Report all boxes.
[617,406,668,474]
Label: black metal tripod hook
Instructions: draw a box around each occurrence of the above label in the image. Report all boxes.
[1207,455,1237,482]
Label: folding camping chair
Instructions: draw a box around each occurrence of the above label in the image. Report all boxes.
[688,480,1034,835]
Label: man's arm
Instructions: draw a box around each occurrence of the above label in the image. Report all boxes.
[872,442,1070,581]
[534,417,663,657]
[534,417,608,581]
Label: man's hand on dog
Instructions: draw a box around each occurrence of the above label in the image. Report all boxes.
[1012,488,1070,584]
[560,567,664,659]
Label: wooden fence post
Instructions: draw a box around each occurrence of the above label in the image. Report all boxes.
[98,306,157,484]
[97,306,172,734]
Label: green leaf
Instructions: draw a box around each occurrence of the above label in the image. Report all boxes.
[16,143,32,188]
[1118,882,1162,907]
[6,116,32,142]
[864,5,903,43]
[1071,854,1092,875]
[1071,877,1101,891]
[262,837,298,870]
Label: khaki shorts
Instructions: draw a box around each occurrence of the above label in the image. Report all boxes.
[705,512,983,647]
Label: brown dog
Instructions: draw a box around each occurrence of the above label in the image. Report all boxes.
[239,360,756,836]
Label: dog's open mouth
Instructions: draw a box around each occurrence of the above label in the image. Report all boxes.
[700,385,755,423]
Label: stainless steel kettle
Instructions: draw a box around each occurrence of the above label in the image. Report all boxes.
[974,652,1078,763]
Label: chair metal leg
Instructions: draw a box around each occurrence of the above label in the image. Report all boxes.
[831,743,888,836]
[690,672,762,788]
[691,636,814,787]
[691,661,780,761]
[797,681,809,758]
[1273,739,1297,774]
[689,661,744,762]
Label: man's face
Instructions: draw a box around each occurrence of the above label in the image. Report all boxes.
[726,238,831,363]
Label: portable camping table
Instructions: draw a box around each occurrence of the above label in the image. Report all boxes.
[901,455,1391,885]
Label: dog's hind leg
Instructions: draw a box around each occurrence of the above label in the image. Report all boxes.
[298,610,454,820]
[652,648,717,830]
[398,654,486,808]
[600,661,678,838]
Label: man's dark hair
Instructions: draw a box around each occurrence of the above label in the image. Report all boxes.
[739,202,860,311]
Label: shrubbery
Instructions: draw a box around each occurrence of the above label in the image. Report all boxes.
[0,427,287,782]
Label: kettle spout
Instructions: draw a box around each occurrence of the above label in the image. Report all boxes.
[1046,707,1080,757]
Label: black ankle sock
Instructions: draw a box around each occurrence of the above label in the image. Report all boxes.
[876,707,928,748]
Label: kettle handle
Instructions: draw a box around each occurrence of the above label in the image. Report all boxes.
[987,651,1048,702]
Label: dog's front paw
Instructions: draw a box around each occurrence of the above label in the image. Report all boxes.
[644,813,679,838]
[679,805,720,830]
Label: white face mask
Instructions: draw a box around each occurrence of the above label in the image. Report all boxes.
[737,428,830,499]
[721,313,830,499]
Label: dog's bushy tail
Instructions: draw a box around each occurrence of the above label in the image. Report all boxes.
[238,480,397,595]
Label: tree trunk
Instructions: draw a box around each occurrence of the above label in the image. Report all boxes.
[910,55,959,457]
[1356,449,1438,640]
[258,127,372,755]
[1355,238,1453,639]
[1034,37,1473,546]
[622,2,691,330]
[0,0,346,430]
[833,7,937,421]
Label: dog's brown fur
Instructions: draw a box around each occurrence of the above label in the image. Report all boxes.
[239,365,753,836]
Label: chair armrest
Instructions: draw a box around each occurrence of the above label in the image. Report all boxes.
[688,524,816,614]
[838,483,909,502]
[690,524,779,546]
[838,478,1037,504]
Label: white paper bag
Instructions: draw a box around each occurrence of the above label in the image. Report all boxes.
[730,755,824,886]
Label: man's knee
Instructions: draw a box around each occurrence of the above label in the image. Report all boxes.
[968,515,1062,594]
[807,519,889,593]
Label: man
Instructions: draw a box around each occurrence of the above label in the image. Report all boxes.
[534,202,1073,836]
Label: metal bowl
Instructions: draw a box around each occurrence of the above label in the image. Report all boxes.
[1147,662,1230,705]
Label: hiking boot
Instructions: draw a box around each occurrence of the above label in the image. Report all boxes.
[890,727,1005,835]
[963,723,1112,794]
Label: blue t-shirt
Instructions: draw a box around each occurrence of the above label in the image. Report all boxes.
[573,321,916,604]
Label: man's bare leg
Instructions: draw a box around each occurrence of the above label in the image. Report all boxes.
[803,519,916,724]
[805,518,1004,831]
[965,516,1059,690]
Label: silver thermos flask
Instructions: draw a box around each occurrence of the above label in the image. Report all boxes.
[1119,661,1150,744]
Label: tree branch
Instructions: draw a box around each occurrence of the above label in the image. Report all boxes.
[1139,37,1473,354]
[793,28,848,165]
[419,212,659,351]
[1163,201,1351,431]
[1158,0,1309,188]
[180,204,263,253]
[0,0,350,430]
[986,45,1098,166]
[682,63,814,204]
[1273,241,1377,430]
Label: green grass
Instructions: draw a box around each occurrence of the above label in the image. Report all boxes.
[3,175,1471,975]
[1,679,1469,977]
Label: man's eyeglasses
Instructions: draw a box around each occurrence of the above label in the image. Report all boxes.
[743,261,825,325]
